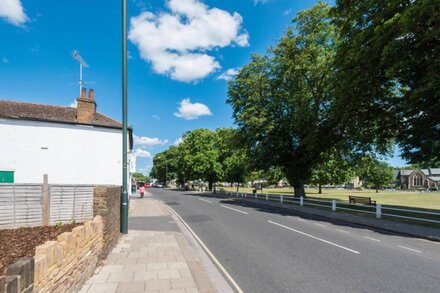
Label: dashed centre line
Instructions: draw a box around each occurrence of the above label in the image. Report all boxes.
[220,205,248,215]
[198,198,213,204]
[335,229,349,234]
[363,236,381,242]
[314,223,326,227]
[268,220,360,254]
[398,245,421,253]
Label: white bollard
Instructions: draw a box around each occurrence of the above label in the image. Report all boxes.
[376,204,382,218]
[255,193,257,199]
[300,196,304,206]
[266,194,268,201]
[280,194,284,203]
[245,192,247,198]
[332,200,336,212]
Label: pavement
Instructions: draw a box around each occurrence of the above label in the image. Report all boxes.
[79,192,233,293]
[150,188,440,293]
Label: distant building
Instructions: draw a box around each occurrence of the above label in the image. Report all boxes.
[346,176,361,189]
[395,168,440,190]
[0,88,134,193]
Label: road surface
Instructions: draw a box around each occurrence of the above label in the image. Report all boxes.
[145,189,440,293]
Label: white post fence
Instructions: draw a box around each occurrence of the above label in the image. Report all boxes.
[376,204,382,219]
[280,194,284,203]
[332,200,336,212]
[300,196,304,206]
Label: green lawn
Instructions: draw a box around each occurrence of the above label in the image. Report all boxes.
[222,187,440,210]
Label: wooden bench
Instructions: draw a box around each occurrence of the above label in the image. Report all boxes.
[349,196,376,206]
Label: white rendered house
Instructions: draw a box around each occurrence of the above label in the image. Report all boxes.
[0,88,134,193]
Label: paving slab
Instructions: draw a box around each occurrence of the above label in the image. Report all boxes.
[79,195,229,293]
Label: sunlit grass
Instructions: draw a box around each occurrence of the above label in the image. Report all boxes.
[222,187,440,210]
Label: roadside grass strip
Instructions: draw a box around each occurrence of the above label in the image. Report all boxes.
[220,205,248,214]
[268,220,360,254]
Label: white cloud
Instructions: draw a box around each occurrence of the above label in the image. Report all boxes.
[174,137,183,146]
[217,68,239,81]
[174,98,212,120]
[283,9,292,16]
[0,0,28,26]
[134,149,151,158]
[128,0,249,82]
[69,100,77,108]
[253,0,270,5]
[134,135,168,147]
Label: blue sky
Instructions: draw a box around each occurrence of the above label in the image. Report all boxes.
[0,0,408,174]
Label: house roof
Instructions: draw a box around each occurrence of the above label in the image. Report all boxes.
[0,100,122,129]
[429,168,440,175]
[428,176,440,182]
[400,170,414,176]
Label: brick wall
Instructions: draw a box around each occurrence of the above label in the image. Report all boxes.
[93,186,121,259]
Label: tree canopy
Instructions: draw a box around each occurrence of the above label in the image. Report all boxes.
[227,2,361,197]
[333,0,440,164]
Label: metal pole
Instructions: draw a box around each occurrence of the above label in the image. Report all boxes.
[79,64,82,96]
[121,0,129,234]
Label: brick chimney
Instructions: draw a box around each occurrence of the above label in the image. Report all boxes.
[76,88,97,124]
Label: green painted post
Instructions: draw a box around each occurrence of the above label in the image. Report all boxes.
[121,0,129,234]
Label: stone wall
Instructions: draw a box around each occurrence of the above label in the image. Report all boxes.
[33,216,103,292]
[93,186,121,259]
[1,186,122,293]
[2,258,34,293]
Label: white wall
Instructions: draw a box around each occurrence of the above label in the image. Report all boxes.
[0,118,131,187]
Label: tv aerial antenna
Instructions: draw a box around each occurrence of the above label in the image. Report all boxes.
[71,50,89,96]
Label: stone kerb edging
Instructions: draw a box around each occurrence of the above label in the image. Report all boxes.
[1,216,104,293]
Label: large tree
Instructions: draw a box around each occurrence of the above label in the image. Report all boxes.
[228,2,349,197]
[215,128,249,190]
[356,157,395,192]
[177,129,223,190]
[309,150,354,194]
[334,0,440,164]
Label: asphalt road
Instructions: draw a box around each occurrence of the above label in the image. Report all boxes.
[146,189,440,293]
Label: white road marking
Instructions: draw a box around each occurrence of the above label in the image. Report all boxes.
[220,205,248,215]
[198,198,213,204]
[297,218,307,222]
[335,229,349,234]
[166,205,244,293]
[314,223,326,227]
[268,220,360,254]
[363,236,381,242]
[398,245,421,253]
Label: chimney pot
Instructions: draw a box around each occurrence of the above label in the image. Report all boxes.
[81,87,87,98]
[89,89,94,100]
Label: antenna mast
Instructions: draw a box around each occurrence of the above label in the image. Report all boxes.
[71,50,89,96]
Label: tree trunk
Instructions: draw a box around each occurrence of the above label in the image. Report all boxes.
[236,184,239,192]
[293,182,306,198]
[376,185,379,193]
[208,181,213,191]
[318,184,322,194]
